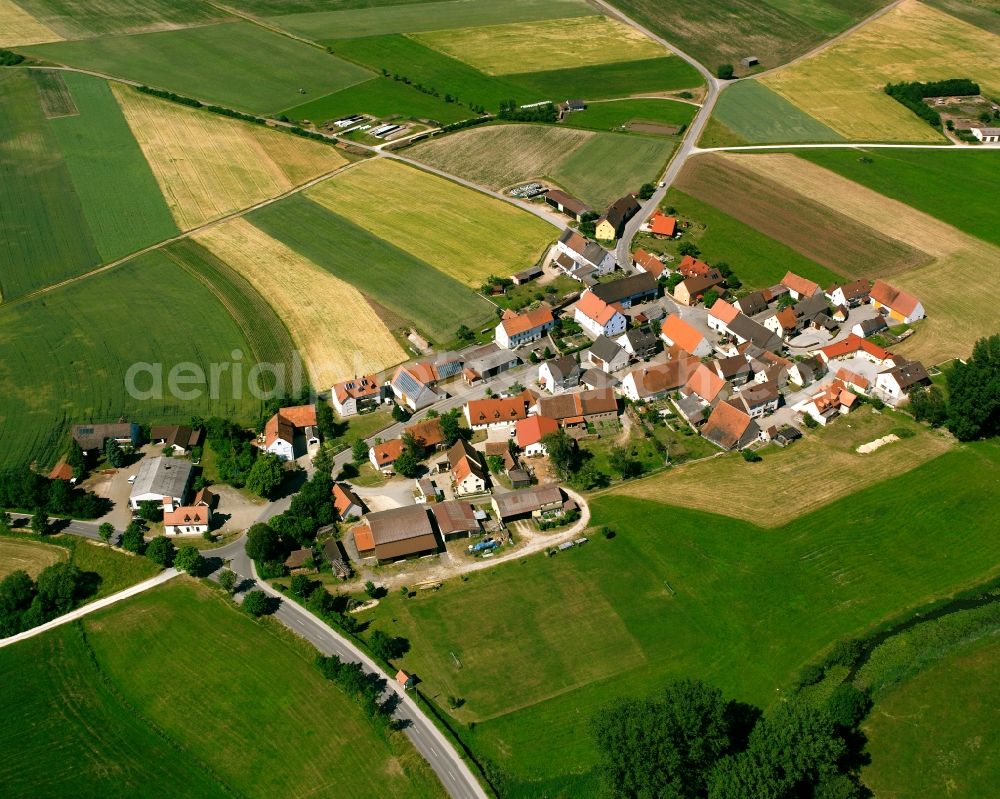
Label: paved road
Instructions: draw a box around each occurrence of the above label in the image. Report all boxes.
[10,512,104,541]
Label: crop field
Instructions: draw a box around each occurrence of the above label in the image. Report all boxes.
[20,22,373,115]
[282,77,470,126]
[925,0,1000,34]
[112,84,345,230]
[0,0,61,46]
[0,580,444,798]
[616,406,953,524]
[0,538,66,579]
[194,218,406,388]
[306,158,556,286]
[0,251,261,468]
[675,154,933,279]
[361,440,999,791]
[732,152,1000,365]
[272,0,593,40]
[762,0,1000,141]
[796,149,1000,249]
[31,69,77,117]
[864,634,1000,799]
[560,98,696,134]
[607,0,886,74]
[413,16,664,75]
[709,79,843,144]
[511,55,703,100]
[250,195,495,345]
[12,0,232,39]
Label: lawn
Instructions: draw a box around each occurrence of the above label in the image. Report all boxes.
[795,148,1000,249]
[762,0,1000,142]
[863,634,1000,799]
[20,21,373,115]
[0,579,445,798]
[272,0,592,40]
[358,440,1000,791]
[560,98,696,134]
[0,251,262,468]
[0,69,101,300]
[249,194,496,345]
[49,73,178,262]
[709,79,843,144]
[412,16,664,75]
[0,537,66,579]
[112,83,346,230]
[12,0,231,38]
[194,218,406,389]
[674,153,933,279]
[305,158,556,286]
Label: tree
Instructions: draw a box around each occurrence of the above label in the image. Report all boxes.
[741,449,762,463]
[456,324,475,342]
[98,522,114,544]
[777,293,795,309]
[608,445,641,480]
[487,454,505,474]
[351,438,369,464]
[35,562,83,615]
[30,510,48,535]
[369,629,409,661]
[802,413,819,429]
[138,499,162,522]
[908,384,948,427]
[678,241,701,258]
[439,410,464,447]
[120,522,145,553]
[702,289,720,309]
[246,523,282,563]
[218,568,237,594]
[67,439,86,478]
[717,64,734,80]
[174,545,205,576]
[104,437,126,468]
[825,684,871,730]
[246,453,284,498]
[243,589,269,617]
[946,334,999,440]
[638,182,656,200]
[391,403,410,423]
[364,580,378,598]
[0,511,10,534]
[541,429,581,478]
[146,535,175,566]
[394,448,420,479]
[315,401,338,440]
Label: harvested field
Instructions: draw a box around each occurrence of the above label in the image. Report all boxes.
[762,0,1000,141]
[615,407,954,525]
[0,0,61,46]
[675,153,933,279]
[194,218,405,387]
[30,69,77,118]
[306,158,555,286]
[413,15,664,75]
[629,122,679,135]
[13,0,232,39]
[728,152,1000,365]
[112,84,346,229]
[0,538,67,580]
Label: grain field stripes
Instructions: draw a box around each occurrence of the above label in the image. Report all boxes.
[0,0,62,47]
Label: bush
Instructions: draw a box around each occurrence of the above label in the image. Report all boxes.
[0,49,26,66]
[741,449,762,463]
[174,545,205,576]
[802,414,819,429]
[243,589,269,617]
[120,523,145,554]
[145,536,175,567]
[796,662,825,688]
[717,64,734,79]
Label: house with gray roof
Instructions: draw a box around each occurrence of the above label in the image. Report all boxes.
[72,422,139,454]
[129,456,193,511]
[538,355,581,393]
[588,335,629,373]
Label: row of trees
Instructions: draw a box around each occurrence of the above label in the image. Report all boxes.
[0,562,86,637]
[0,467,109,519]
[496,99,557,123]
[884,78,980,128]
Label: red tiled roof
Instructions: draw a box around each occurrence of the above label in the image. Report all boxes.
[404,417,444,449]
[685,363,727,403]
[633,248,666,278]
[466,395,531,425]
[702,401,754,449]
[836,367,869,390]
[370,438,403,467]
[353,524,375,553]
[500,305,554,337]
[516,415,560,447]
[678,254,714,278]
[660,313,706,355]
[625,357,699,398]
[707,298,739,325]
[869,279,921,317]
[775,307,798,330]
[819,334,891,363]
[575,291,619,325]
[649,211,677,237]
[163,506,209,526]
[48,462,73,481]
[781,271,820,297]
[334,374,379,404]
[332,483,362,516]
[264,404,316,447]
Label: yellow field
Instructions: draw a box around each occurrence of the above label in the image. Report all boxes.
[194,218,405,387]
[306,158,555,286]
[413,15,663,75]
[615,407,954,526]
[762,0,1000,141]
[726,152,1000,365]
[0,538,67,580]
[112,85,347,230]
[0,0,62,47]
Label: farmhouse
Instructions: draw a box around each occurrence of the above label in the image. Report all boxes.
[875,359,930,404]
[536,387,618,427]
[674,274,724,306]
[448,439,487,495]
[735,291,768,317]
[713,354,753,386]
[150,425,202,455]
[129,456,192,511]
[574,291,628,338]
[491,484,565,521]
[781,271,821,300]
[853,317,888,338]
[733,381,780,418]
[818,335,894,367]
[793,294,836,333]
[539,355,581,393]
[264,404,318,462]
[544,189,591,221]
[788,356,826,387]
[684,363,731,407]
[332,374,381,417]
[616,327,659,360]
[71,422,139,455]
[632,248,667,278]
[706,298,740,333]
[332,483,365,520]
[495,305,555,349]
[390,364,441,412]
[724,313,783,353]
[581,367,618,391]
[359,505,439,562]
[794,379,858,426]
[588,335,629,373]
[660,313,711,357]
[464,393,533,429]
[555,230,616,280]
[163,505,211,536]
[972,126,1000,142]
[590,272,658,308]
[701,401,760,451]
[620,356,699,401]
[369,438,403,472]
[431,500,482,540]
[869,279,924,323]
[677,255,718,279]
[595,194,640,240]
[674,392,708,427]
[836,367,869,394]
[764,307,799,340]
[516,414,560,456]
[827,280,870,308]
[405,417,445,452]
[512,264,543,285]
[463,344,521,383]
[647,210,677,238]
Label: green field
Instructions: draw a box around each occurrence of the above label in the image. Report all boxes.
[13,0,232,38]
[0,69,101,300]
[709,79,844,144]
[510,56,702,100]
[925,0,1000,34]
[360,441,1000,792]
[228,0,441,12]
[863,633,1000,799]
[0,580,444,798]
[272,0,592,40]
[282,76,470,125]
[560,98,696,133]
[0,252,264,468]
[795,149,1000,248]
[21,21,373,114]
[49,72,178,262]
[249,194,496,344]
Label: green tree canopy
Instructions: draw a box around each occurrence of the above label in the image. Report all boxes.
[120,522,145,554]
[246,453,284,499]
[243,589,269,617]
[174,545,205,576]
[145,535,175,567]
[946,334,999,440]
[246,523,283,563]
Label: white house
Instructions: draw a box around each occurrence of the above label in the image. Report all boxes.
[495,305,555,349]
[332,374,381,417]
[538,356,580,393]
[555,229,616,278]
[827,280,870,308]
[706,298,739,334]
[264,404,318,462]
[660,313,711,357]
[128,456,192,511]
[390,364,440,412]
[972,126,1000,142]
[516,415,560,456]
[163,505,211,536]
[620,358,699,402]
[875,359,931,405]
[574,291,627,339]
[781,271,821,300]
[588,335,629,373]
[449,440,487,495]
[793,379,858,426]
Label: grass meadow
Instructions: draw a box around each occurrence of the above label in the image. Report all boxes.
[282,77,470,125]
[0,580,445,798]
[361,440,1000,793]
[306,158,556,286]
[21,21,373,114]
[560,98,697,134]
[709,79,843,144]
[12,0,231,39]
[249,194,497,345]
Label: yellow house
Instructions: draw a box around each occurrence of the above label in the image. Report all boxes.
[869,279,924,324]
[594,218,617,240]
[595,194,640,242]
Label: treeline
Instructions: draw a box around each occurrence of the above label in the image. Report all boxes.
[0,49,25,66]
[316,654,397,728]
[0,562,87,637]
[884,78,980,128]
[0,467,109,518]
[497,99,557,123]
[441,115,494,133]
[136,85,334,144]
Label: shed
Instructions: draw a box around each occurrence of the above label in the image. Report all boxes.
[740,56,759,68]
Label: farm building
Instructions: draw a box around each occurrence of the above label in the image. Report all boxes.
[495,305,555,349]
[875,359,931,404]
[740,56,759,68]
[674,274,724,306]
[390,364,441,412]
[972,126,1000,142]
[733,381,780,418]
[660,313,711,357]
[701,400,760,450]
[632,248,667,278]
[332,483,365,520]
[71,422,140,455]
[516,415,560,456]
[793,379,858,426]
[676,255,718,279]
[404,417,445,452]
[535,387,618,428]
[512,264,543,285]
[581,367,618,391]
[590,272,658,308]
[853,317,888,338]
[684,363,731,407]
[647,211,677,238]
[595,194,640,240]
[620,356,700,401]
[264,404,319,462]
[151,425,202,455]
[544,189,591,221]
[464,393,534,429]
[355,505,439,563]
[723,313,783,353]
[431,500,482,540]
[836,368,870,394]
[588,335,629,373]
[555,230,616,281]
[463,344,522,383]
[788,357,826,387]
[448,439,488,495]
[129,456,192,511]
[492,484,565,521]
[869,280,924,323]
[574,291,628,339]
[713,355,753,386]
[735,291,768,317]
[827,280,870,308]
[706,298,740,333]
[539,355,581,393]
[781,271,822,300]
[817,335,895,367]
[617,327,659,360]
[332,374,381,417]
[369,439,403,472]
[284,549,314,572]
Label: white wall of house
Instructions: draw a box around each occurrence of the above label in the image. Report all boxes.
[165,523,209,536]
[266,438,295,462]
[575,308,627,339]
[455,473,487,495]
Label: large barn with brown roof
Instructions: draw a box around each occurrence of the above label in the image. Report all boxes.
[359,505,439,562]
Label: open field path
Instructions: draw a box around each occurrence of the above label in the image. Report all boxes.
[0,568,178,649]
[696,142,1000,152]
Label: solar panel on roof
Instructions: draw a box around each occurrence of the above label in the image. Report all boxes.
[394,371,422,396]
